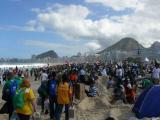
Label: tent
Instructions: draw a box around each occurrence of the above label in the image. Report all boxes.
[133,85,160,119]
[144,57,149,62]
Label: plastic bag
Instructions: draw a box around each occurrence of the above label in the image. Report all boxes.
[69,106,75,118]
[32,112,42,120]
[36,97,42,106]
[10,112,19,120]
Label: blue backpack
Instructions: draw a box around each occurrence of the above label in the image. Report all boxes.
[10,79,18,97]
[49,80,57,97]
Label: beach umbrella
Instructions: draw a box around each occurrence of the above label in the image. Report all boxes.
[133,85,160,119]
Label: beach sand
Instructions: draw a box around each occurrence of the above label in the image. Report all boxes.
[0,77,154,120]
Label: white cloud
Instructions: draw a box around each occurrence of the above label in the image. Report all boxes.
[1,0,159,56]
[28,4,123,42]
[85,41,101,50]
[85,0,144,11]
[26,0,160,51]
[30,4,92,39]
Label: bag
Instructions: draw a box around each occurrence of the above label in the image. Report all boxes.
[14,77,23,88]
[32,112,42,120]
[10,80,18,97]
[36,97,42,106]
[10,111,19,120]
[49,80,56,97]
[13,89,25,109]
[44,99,49,112]
[2,79,18,101]
[38,81,48,97]
[2,81,11,101]
[69,106,75,118]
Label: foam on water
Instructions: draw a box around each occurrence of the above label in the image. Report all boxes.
[0,63,47,69]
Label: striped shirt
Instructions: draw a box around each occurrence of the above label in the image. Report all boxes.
[88,85,97,97]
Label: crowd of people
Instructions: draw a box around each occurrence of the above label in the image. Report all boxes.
[0,60,159,120]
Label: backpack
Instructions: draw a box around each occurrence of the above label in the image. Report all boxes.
[49,80,57,97]
[2,79,18,101]
[10,79,18,97]
[38,81,48,97]
[13,89,25,109]
[2,81,11,101]
[14,77,24,88]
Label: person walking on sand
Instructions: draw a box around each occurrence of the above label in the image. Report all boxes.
[47,71,57,119]
[15,79,36,120]
[1,71,22,120]
[55,74,73,120]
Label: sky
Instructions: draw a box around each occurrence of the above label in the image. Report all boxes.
[0,0,160,58]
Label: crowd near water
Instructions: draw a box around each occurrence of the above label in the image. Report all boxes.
[0,60,159,120]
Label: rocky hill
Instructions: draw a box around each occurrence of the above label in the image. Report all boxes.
[150,41,160,49]
[35,50,58,59]
[99,37,144,54]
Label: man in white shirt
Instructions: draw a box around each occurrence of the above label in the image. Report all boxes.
[116,66,123,78]
[41,69,48,82]
[101,67,107,76]
[152,64,160,84]
[116,66,123,85]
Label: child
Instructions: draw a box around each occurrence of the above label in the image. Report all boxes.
[125,82,136,104]
[107,76,115,89]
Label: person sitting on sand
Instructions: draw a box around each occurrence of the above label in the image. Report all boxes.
[107,76,115,89]
[125,81,136,104]
[110,84,126,104]
[86,80,97,97]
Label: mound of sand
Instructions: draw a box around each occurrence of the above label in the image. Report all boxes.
[78,96,111,111]
[78,97,95,110]
[108,108,122,120]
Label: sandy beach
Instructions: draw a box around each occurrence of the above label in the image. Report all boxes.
[0,76,153,120]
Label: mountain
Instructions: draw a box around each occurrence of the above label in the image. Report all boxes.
[150,41,160,49]
[35,50,58,59]
[149,41,160,58]
[99,37,144,54]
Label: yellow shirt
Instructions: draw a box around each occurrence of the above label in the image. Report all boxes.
[57,82,72,105]
[16,88,36,115]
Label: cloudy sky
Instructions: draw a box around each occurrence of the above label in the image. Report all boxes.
[0,0,160,58]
